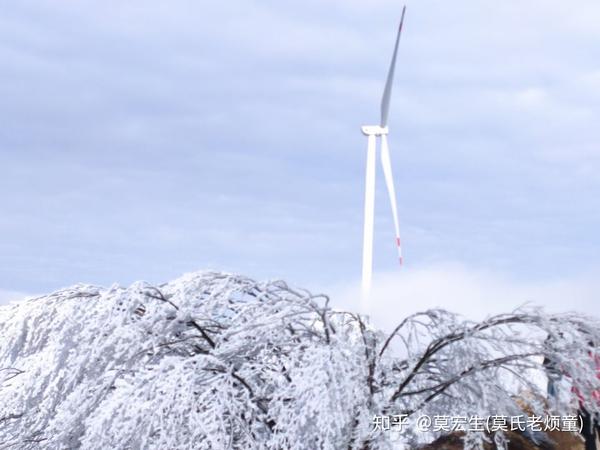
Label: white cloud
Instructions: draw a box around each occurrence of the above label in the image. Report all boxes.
[0,289,28,306]
[329,263,600,332]
[513,87,549,109]
[1,0,600,293]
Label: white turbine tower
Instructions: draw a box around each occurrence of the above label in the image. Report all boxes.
[361,6,406,299]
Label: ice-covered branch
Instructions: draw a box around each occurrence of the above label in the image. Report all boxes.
[0,272,598,450]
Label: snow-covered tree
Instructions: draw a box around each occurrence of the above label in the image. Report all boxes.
[0,271,598,449]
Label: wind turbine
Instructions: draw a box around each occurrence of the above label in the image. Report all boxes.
[361,6,406,298]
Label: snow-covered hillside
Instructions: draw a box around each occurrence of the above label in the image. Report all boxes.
[1,272,599,450]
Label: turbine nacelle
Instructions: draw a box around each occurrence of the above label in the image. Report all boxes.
[361,125,389,136]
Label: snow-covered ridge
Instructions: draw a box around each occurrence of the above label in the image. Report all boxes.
[1,271,599,450]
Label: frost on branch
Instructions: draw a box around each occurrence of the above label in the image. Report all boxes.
[0,271,598,450]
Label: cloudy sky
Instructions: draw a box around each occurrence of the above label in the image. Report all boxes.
[1,1,599,317]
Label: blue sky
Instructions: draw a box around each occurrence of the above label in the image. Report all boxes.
[1,0,599,312]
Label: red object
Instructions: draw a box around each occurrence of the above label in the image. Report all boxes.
[572,352,600,405]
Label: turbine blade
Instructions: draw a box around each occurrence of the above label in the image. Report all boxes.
[362,134,377,299]
[380,5,406,128]
[380,134,403,265]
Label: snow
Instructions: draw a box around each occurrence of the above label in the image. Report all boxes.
[1,271,598,449]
